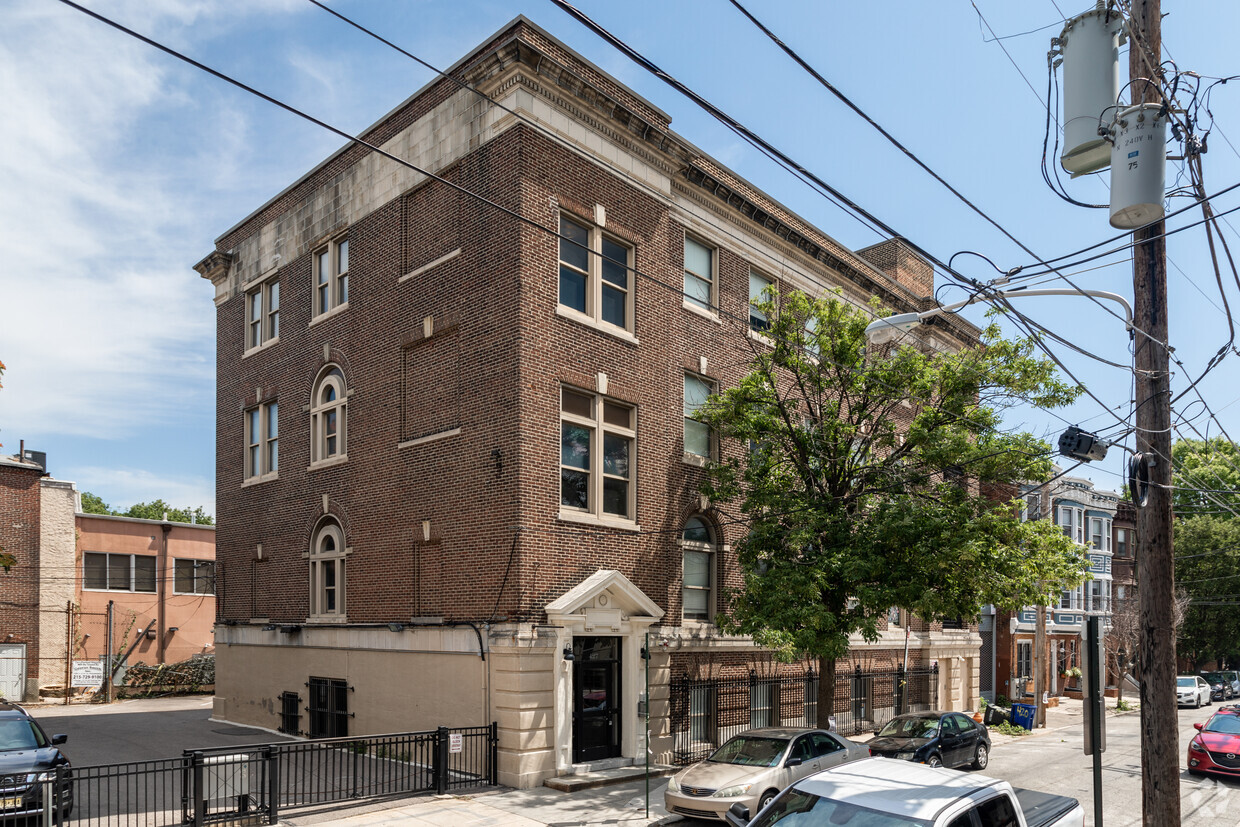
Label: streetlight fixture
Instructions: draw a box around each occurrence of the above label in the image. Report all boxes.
[863,288,1134,346]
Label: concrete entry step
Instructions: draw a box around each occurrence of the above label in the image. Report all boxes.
[543,762,678,792]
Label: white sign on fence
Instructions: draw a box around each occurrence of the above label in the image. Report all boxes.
[71,660,104,688]
[449,733,463,754]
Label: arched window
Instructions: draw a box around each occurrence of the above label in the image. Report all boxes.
[681,516,715,622]
[311,367,347,464]
[309,519,346,619]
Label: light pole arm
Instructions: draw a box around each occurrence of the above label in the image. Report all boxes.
[864,288,1134,344]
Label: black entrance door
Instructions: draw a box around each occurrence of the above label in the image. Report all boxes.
[572,636,622,763]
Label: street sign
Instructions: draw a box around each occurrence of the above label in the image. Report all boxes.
[71,660,104,688]
[449,733,462,754]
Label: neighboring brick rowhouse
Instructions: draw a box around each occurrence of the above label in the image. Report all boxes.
[197,16,986,786]
[0,460,43,701]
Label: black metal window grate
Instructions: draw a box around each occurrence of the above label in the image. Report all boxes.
[307,677,349,738]
[279,691,300,735]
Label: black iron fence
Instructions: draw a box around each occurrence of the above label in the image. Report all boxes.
[3,724,497,826]
[668,667,939,765]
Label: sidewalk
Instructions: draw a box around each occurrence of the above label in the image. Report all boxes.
[286,778,675,827]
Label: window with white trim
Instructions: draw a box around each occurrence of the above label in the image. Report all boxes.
[314,236,349,317]
[246,277,279,350]
[1090,517,1111,551]
[84,552,156,593]
[1016,640,1032,679]
[1058,506,1085,544]
[245,401,278,481]
[683,235,715,312]
[311,368,347,464]
[558,215,632,331]
[1116,528,1129,557]
[682,516,715,621]
[749,270,773,333]
[559,387,635,520]
[309,520,347,619]
[684,373,713,459]
[174,559,215,595]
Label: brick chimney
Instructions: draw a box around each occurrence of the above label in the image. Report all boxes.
[856,238,934,299]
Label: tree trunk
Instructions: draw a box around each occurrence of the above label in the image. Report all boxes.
[818,655,836,730]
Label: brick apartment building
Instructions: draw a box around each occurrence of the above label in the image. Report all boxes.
[196,17,984,788]
[995,469,1121,701]
[0,450,215,701]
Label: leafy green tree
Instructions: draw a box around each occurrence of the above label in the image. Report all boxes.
[1175,514,1240,668]
[697,292,1090,710]
[1171,438,1240,518]
[122,499,214,526]
[79,491,112,515]
[78,493,214,526]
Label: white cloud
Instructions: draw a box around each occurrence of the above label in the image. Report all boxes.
[0,1,235,441]
[69,465,215,516]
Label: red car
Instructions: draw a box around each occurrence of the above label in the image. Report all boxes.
[1187,704,1240,779]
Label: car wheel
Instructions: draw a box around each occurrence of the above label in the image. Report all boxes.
[927,754,943,768]
[758,789,779,811]
[971,743,989,771]
[1195,695,1201,709]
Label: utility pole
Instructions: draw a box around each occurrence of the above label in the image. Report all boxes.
[1128,1,1178,823]
[1034,602,1047,727]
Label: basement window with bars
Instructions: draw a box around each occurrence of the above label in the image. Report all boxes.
[279,692,301,735]
[307,677,350,738]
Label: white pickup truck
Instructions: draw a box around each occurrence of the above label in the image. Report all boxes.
[724,757,1084,827]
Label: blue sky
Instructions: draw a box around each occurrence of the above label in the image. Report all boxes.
[2,0,1238,517]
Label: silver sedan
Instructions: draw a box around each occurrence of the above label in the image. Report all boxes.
[664,727,870,822]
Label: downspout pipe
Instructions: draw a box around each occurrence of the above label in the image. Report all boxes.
[158,521,172,664]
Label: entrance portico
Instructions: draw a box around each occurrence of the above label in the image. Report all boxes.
[545,569,663,774]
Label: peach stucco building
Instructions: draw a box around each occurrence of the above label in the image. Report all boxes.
[76,512,216,667]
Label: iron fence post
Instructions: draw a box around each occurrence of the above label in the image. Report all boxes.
[434,727,449,795]
[351,741,360,799]
[489,722,498,786]
[266,745,280,825]
[192,751,206,827]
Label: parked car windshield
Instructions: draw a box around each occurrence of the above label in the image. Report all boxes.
[0,720,45,751]
[1205,715,1240,735]
[707,735,789,767]
[877,717,940,739]
[751,786,932,827]
[1178,677,1196,687]
[1202,673,1225,684]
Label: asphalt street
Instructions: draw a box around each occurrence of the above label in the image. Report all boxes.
[973,703,1236,827]
[26,696,290,766]
[19,696,1240,826]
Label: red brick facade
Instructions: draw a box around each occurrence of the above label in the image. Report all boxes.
[0,461,42,700]
[199,18,984,782]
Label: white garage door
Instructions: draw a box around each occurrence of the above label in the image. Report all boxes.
[0,644,25,702]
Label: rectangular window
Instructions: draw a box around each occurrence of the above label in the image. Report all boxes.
[244,401,278,481]
[683,235,714,312]
[245,278,279,350]
[307,677,349,738]
[1116,528,1128,556]
[1023,492,1040,521]
[279,692,301,735]
[314,236,349,317]
[750,680,776,728]
[749,270,773,332]
[689,684,714,744]
[1090,517,1107,551]
[684,373,713,459]
[558,215,633,332]
[84,552,156,593]
[560,387,636,520]
[1016,641,1033,679]
[174,559,215,595]
[1061,590,1073,609]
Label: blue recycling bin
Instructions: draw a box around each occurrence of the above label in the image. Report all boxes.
[1010,702,1036,730]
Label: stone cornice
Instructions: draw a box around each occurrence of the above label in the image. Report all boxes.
[194,251,234,284]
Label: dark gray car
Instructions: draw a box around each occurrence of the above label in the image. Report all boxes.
[0,702,72,819]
